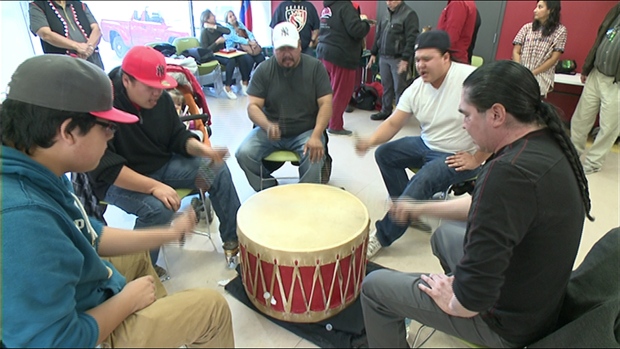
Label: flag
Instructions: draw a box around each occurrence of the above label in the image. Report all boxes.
[239,0,252,32]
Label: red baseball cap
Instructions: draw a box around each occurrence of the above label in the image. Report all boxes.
[121,46,178,89]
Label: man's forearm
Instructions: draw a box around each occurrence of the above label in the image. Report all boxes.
[248,103,271,130]
[313,98,331,138]
[38,28,79,51]
[87,24,102,47]
[97,226,177,257]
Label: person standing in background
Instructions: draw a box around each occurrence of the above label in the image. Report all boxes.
[270,0,321,56]
[570,3,620,175]
[316,0,372,136]
[29,0,104,69]
[512,1,567,97]
[436,0,477,64]
[367,0,419,121]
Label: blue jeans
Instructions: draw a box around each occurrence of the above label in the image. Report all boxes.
[374,137,481,247]
[104,154,240,263]
[235,128,325,191]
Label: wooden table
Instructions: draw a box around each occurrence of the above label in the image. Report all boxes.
[214,50,247,59]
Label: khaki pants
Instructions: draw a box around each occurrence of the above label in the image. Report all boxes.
[101,252,234,348]
[570,68,620,169]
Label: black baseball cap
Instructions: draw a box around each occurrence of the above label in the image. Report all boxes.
[7,54,138,123]
[414,30,452,53]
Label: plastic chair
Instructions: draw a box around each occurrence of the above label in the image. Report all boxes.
[471,55,484,68]
[172,37,224,93]
[260,150,301,190]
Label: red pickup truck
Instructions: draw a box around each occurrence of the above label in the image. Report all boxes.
[100,9,189,58]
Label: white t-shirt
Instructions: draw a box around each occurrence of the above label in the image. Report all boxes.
[396,62,477,154]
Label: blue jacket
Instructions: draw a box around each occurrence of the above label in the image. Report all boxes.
[224,22,256,49]
[1,146,126,347]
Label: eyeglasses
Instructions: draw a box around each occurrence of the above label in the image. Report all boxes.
[94,120,118,135]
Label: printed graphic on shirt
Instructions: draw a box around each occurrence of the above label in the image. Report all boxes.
[320,7,332,19]
[286,5,308,31]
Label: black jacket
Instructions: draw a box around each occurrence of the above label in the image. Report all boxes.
[88,67,198,200]
[371,2,419,62]
[316,1,371,69]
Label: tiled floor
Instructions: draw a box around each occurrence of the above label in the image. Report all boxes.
[104,92,619,348]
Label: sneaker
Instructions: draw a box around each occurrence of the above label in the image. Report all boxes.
[583,164,601,175]
[224,89,237,100]
[223,240,240,269]
[154,265,170,282]
[366,231,383,260]
[327,128,353,136]
[241,84,249,96]
[345,104,355,113]
[410,219,432,233]
[370,111,390,121]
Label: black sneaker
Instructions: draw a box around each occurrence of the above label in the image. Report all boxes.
[154,265,170,281]
[410,219,432,233]
[345,104,355,113]
[370,111,391,121]
[327,128,353,136]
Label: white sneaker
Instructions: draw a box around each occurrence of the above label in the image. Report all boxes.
[366,231,383,260]
[224,89,237,100]
[241,84,249,96]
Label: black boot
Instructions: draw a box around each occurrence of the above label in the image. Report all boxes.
[370,110,391,121]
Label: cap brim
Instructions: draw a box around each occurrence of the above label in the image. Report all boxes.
[137,74,178,89]
[91,107,139,123]
[274,39,299,50]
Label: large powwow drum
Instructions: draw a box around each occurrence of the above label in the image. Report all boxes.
[237,184,370,323]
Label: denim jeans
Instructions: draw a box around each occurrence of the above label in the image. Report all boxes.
[104,154,240,263]
[235,128,325,191]
[374,137,481,247]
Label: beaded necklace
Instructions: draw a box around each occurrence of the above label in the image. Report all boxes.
[47,1,90,54]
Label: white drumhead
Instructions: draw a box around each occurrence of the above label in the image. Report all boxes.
[237,184,369,253]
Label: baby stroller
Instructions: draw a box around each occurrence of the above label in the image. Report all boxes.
[166,63,215,223]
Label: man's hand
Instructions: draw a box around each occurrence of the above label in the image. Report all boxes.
[354,137,372,156]
[366,55,376,69]
[170,208,197,243]
[204,146,229,164]
[121,276,157,313]
[397,60,409,74]
[267,123,281,141]
[151,183,181,211]
[580,74,587,84]
[419,274,455,314]
[446,152,479,171]
[303,136,324,163]
[389,199,422,224]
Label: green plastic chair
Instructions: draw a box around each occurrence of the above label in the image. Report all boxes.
[172,37,220,76]
[471,55,484,68]
[260,150,302,190]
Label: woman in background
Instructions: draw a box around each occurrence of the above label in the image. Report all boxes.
[200,9,253,99]
[512,0,567,97]
[224,10,265,69]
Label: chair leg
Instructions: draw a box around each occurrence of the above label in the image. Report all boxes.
[196,188,217,251]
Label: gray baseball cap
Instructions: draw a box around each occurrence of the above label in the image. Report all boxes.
[6,54,138,123]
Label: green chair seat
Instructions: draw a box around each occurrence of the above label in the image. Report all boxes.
[264,150,301,162]
[197,60,220,75]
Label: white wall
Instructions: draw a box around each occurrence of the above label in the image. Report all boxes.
[0,1,39,97]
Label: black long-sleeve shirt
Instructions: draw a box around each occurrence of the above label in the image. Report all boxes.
[455,129,584,346]
[200,24,231,52]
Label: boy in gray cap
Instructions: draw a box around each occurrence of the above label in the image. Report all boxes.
[1,54,234,348]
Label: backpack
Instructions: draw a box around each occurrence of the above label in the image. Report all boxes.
[556,59,577,75]
[355,83,382,111]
